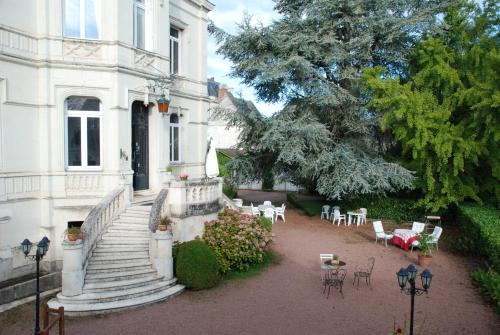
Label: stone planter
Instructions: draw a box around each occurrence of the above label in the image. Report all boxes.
[233,198,243,207]
[418,254,432,267]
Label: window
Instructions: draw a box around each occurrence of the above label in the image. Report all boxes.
[169,114,180,162]
[63,0,101,39]
[133,0,145,49]
[65,97,101,169]
[170,28,180,74]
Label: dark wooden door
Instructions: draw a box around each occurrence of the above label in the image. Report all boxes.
[132,101,149,190]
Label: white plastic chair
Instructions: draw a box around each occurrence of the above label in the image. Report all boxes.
[321,205,331,220]
[250,203,260,216]
[263,208,275,224]
[275,204,286,222]
[372,221,393,247]
[331,209,346,225]
[263,201,272,206]
[411,226,443,252]
[411,222,426,234]
[360,208,367,225]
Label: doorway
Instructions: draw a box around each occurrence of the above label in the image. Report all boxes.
[131,101,149,191]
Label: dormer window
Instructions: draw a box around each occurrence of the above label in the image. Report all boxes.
[63,0,101,39]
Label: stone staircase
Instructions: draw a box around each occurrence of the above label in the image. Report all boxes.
[49,205,183,315]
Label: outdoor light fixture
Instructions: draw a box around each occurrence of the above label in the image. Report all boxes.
[157,95,170,114]
[20,236,50,335]
[396,265,433,335]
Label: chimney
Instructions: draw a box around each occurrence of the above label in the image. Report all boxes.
[218,87,229,100]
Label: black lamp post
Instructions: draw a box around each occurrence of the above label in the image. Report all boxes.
[396,265,433,335]
[21,236,50,335]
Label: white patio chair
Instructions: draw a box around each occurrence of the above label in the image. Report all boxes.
[411,226,443,252]
[360,208,367,225]
[250,203,260,216]
[373,220,393,247]
[320,253,334,284]
[263,208,275,224]
[331,209,346,226]
[321,205,331,220]
[275,204,286,222]
[411,222,426,234]
[263,201,272,206]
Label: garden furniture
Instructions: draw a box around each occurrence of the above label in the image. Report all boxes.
[411,226,443,252]
[258,203,275,214]
[360,208,367,225]
[372,221,393,247]
[320,205,331,220]
[353,257,375,289]
[347,211,363,226]
[320,254,334,286]
[274,204,286,222]
[263,201,272,206]
[331,209,346,225]
[263,207,275,224]
[324,268,347,298]
[250,203,260,216]
[393,229,418,251]
[411,222,426,234]
[425,215,442,233]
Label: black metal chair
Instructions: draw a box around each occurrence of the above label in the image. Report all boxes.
[353,257,375,289]
[324,268,347,298]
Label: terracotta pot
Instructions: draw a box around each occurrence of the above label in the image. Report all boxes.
[418,254,432,267]
[158,225,167,231]
[67,234,79,242]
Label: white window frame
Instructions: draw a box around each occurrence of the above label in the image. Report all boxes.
[170,27,181,75]
[63,0,101,40]
[169,116,181,163]
[64,98,103,171]
[133,0,146,49]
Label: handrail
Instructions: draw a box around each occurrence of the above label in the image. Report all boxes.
[221,193,240,211]
[149,189,169,232]
[80,187,126,267]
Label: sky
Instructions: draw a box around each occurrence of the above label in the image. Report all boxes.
[207,0,283,116]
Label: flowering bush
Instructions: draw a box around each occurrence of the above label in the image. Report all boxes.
[179,173,189,180]
[203,208,273,273]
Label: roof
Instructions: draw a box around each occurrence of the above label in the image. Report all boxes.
[225,92,260,116]
[216,148,241,159]
[207,79,220,97]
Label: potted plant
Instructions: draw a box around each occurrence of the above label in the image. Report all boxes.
[179,173,188,181]
[416,233,433,267]
[332,255,340,265]
[66,227,81,241]
[158,216,172,232]
[165,165,173,174]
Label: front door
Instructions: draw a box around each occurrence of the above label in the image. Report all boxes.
[131,101,149,190]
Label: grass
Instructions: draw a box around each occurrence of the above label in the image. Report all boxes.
[222,251,281,281]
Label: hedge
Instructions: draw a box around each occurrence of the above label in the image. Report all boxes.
[222,183,238,199]
[287,192,425,223]
[457,203,500,312]
[175,240,220,290]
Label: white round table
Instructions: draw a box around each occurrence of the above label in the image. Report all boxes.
[347,212,363,226]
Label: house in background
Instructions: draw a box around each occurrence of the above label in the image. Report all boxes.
[0,0,222,312]
[207,84,299,192]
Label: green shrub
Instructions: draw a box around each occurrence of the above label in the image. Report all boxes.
[456,204,500,272]
[175,240,220,290]
[256,216,273,232]
[262,168,274,190]
[217,151,231,177]
[471,270,500,312]
[203,209,273,273]
[222,183,238,199]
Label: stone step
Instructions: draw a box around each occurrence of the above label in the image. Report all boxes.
[100,236,149,243]
[48,284,184,315]
[113,219,148,226]
[102,231,150,238]
[85,268,157,283]
[83,275,162,293]
[120,211,150,217]
[115,217,149,223]
[89,254,150,265]
[57,279,177,305]
[96,241,148,248]
[86,264,152,275]
[91,247,148,254]
[127,206,152,212]
[107,225,149,233]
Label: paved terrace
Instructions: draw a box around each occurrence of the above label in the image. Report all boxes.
[1,190,498,334]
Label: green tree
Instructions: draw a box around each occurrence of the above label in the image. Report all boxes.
[210,0,447,199]
[363,0,500,211]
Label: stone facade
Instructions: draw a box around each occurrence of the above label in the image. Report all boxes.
[0,0,214,282]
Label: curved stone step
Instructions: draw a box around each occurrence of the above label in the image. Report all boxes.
[108,225,149,232]
[83,275,162,293]
[48,284,184,315]
[89,254,149,264]
[91,248,148,255]
[85,268,156,283]
[96,241,148,248]
[56,279,177,304]
[86,261,152,274]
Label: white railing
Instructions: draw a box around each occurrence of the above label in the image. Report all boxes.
[148,189,169,233]
[80,187,126,267]
[166,178,223,218]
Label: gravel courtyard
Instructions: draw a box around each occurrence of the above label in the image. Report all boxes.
[1,190,498,334]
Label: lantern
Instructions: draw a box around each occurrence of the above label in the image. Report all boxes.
[397,267,409,289]
[21,239,32,256]
[157,96,170,114]
[406,264,417,281]
[420,269,433,290]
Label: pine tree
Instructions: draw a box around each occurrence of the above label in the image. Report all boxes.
[210,0,447,199]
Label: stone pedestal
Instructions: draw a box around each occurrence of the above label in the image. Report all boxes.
[153,231,173,280]
[61,240,84,297]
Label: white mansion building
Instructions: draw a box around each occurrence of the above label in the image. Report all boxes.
[0,0,222,312]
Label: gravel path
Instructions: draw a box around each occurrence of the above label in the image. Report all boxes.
[1,191,498,334]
